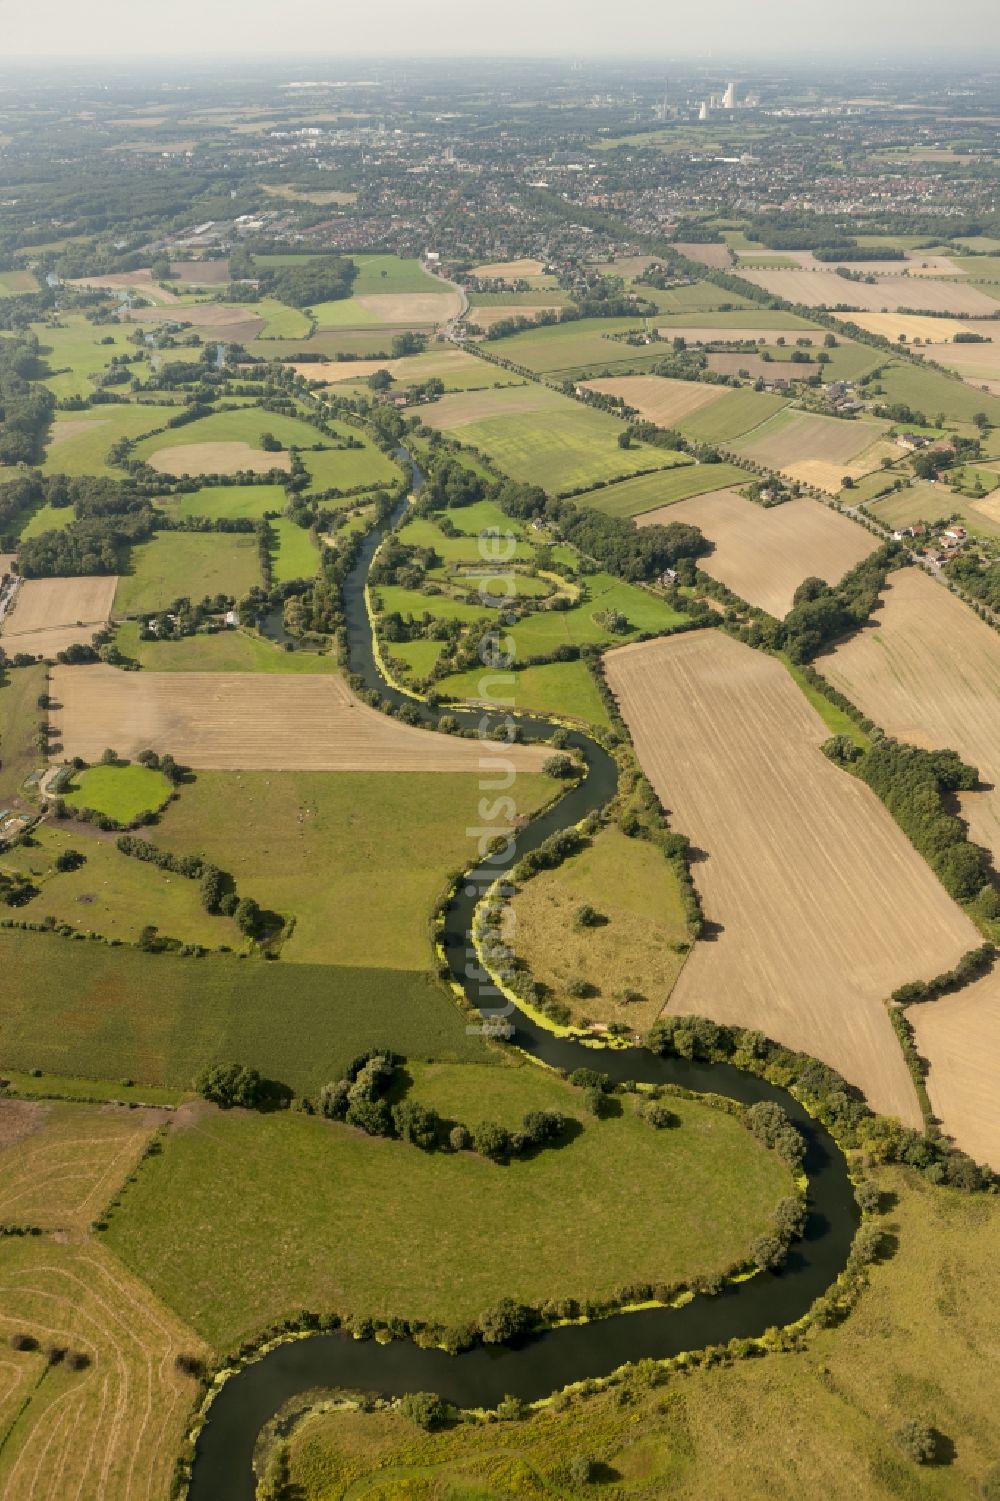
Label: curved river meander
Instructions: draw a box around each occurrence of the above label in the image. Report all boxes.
[188,460,858,1499]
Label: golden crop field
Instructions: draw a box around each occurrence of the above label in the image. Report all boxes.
[51,664,551,772]
[738,267,1000,316]
[579,375,729,426]
[2,576,118,658]
[605,631,979,1122]
[831,311,979,343]
[908,972,1000,1170]
[469,258,547,279]
[353,291,463,324]
[638,490,877,617]
[824,568,1000,864]
[146,440,292,475]
[734,409,894,491]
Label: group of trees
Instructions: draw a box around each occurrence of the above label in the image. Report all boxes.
[229,252,357,309]
[495,480,709,583]
[316,1049,568,1162]
[780,544,903,663]
[826,735,994,905]
[0,334,53,467]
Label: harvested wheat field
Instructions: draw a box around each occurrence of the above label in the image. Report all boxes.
[471,305,565,329]
[674,243,733,269]
[51,664,550,772]
[605,631,979,1121]
[132,302,265,343]
[470,258,547,280]
[908,971,1000,1169]
[146,441,292,476]
[285,349,490,385]
[824,567,1000,864]
[354,291,463,324]
[579,375,728,427]
[638,491,877,617]
[1,576,117,658]
[831,311,980,344]
[0,1099,164,1233]
[706,352,817,380]
[734,410,893,491]
[0,1237,208,1501]
[738,268,1000,316]
[419,385,559,429]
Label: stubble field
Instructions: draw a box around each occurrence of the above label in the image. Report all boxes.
[605,630,979,1122]
[50,664,551,772]
[579,374,729,426]
[824,568,1000,864]
[739,267,1000,315]
[1,575,118,658]
[908,971,1000,1170]
[733,409,894,491]
[638,491,877,617]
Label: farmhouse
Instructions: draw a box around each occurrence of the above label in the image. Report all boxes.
[897,432,928,450]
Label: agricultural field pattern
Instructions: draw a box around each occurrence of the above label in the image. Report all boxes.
[1,35,1000,1501]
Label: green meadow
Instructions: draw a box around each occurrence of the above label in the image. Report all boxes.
[114,531,261,614]
[580,461,748,517]
[62,762,172,821]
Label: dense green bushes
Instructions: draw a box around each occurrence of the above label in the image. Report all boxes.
[825,735,994,903]
[781,544,904,662]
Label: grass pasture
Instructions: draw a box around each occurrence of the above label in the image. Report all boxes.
[113,618,339,674]
[482,318,662,379]
[579,462,749,517]
[113,530,261,615]
[168,482,287,521]
[509,826,691,1031]
[606,630,978,1122]
[507,574,687,658]
[872,358,1000,427]
[0,662,46,801]
[101,1064,791,1348]
[271,516,319,582]
[277,1169,1000,1501]
[0,928,492,1093]
[153,769,551,969]
[421,385,686,493]
[435,657,612,726]
[61,762,172,821]
[0,822,238,949]
[44,403,178,477]
[672,387,789,444]
[638,491,878,617]
[869,481,1000,540]
[0,269,38,295]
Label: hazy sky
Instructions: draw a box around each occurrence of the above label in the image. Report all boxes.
[0,0,996,60]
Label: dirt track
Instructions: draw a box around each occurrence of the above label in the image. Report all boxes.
[638,490,877,617]
[605,631,979,1122]
[50,664,550,772]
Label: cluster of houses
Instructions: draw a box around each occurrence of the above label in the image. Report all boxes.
[892,520,969,564]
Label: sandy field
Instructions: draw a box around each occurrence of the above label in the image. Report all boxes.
[909,972,1000,1169]
[739,268,1000,316]
[470,305,565,329]
[824,567,1000,865]
[638,490,877,617]
[605,631,979,1122]
[354,291,464,324]
[706,352,817,380]
[674,243,734,269]
[735,411,893,492]
[471,258,548,280]
[146,442,292,476]
[580,375,728,427]
[50,665,550,772]
[2,576,117,658]
[831,312,980,344]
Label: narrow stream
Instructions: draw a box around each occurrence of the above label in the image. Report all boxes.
[187,454,858,1499]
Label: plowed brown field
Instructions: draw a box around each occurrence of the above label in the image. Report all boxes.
[605,631,979,1122]
[908,972,1000,1169]
[50,665,550,772]
[637,491,876,617]
[824,568,1000,865]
